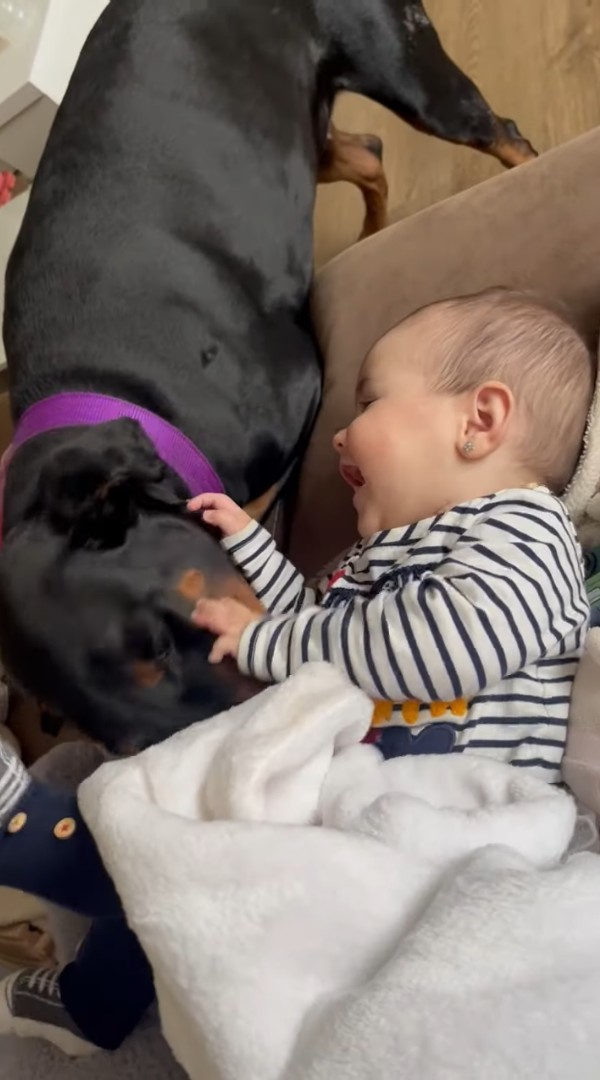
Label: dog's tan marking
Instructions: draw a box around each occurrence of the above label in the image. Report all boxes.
[483,121,537,169]
[131,660,165,689]
[175,567,264,616]
[318,124,389,238]
[175,569,206,604]
[487,139,537,168]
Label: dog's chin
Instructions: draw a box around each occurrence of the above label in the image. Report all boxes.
[83,659,265,757]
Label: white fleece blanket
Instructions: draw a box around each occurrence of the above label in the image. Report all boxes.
[79,664,600,1080]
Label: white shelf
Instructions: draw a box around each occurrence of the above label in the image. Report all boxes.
[0,188,30,371]
[0,0,107,174]
[28,0,109,110]
[0,1,109,371]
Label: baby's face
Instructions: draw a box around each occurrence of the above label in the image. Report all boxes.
[334,317,466,536]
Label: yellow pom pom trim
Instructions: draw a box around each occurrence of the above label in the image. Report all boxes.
[371,698,468,727]
[401,700,420,725]
[371,700,393,727]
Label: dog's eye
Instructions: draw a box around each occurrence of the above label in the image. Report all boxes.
[156,639,173,663]
[129,624,174,688]
[39,707,64,737]
[125,611,173,664]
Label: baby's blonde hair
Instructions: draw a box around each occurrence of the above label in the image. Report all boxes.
[413,287,595,493]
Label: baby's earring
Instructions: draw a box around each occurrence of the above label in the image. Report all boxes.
[461,439,475,456]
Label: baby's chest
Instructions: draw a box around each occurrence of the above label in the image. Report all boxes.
[321,562,428,608]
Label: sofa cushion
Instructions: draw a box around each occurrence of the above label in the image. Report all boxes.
[291,127,600,576]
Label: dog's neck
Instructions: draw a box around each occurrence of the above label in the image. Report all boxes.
[11,392,223,498]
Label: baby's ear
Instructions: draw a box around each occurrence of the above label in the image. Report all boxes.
[30,419,187,549]
[461,381,514,459]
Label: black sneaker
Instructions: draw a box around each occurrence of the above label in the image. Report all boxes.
[0,966,97,1056]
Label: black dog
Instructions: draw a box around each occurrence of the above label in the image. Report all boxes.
[0,0,535,753]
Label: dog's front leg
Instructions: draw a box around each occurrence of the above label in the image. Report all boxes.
[329,0,536,169]
[318,125,389,239]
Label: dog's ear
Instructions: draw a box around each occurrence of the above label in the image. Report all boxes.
[32,419,187,549]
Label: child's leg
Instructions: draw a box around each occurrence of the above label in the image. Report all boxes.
[0,739,155,1054]
[0,741,120,917]
[0,918,155,1055]
[61,919,155,1049]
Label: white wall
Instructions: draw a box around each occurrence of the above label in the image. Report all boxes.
[0,189,29,370]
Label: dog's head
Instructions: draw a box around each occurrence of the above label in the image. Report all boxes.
[0,419,263,753]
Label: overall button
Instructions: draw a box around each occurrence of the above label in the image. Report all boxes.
[53,817,77,840]
[7,812,27,834]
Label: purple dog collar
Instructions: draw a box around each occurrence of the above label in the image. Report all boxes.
[11,391,224,496]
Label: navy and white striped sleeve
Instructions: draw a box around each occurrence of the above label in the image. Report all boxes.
[221,521,319,614]
[236,507,589,699]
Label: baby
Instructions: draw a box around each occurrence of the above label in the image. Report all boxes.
[192,287,593,781]
[0,286,592,1056]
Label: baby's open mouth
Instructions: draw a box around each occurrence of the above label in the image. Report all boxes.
[339,462,365,489]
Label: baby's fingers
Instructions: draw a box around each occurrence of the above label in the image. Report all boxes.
[187,492,222,514]
[192,598,227,632]
[208,636,234,664]
[199,509,221,527]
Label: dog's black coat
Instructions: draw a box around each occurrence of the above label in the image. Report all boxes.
[0,0,534,751]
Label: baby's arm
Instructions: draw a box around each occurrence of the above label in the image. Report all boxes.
[189,493,321,614]
[0,739,121,918]
[233,515,588,698]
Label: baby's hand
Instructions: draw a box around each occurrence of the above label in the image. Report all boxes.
[192,597,260,663]
[187,493,251,537]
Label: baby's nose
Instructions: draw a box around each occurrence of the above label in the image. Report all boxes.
[333,429,346,454]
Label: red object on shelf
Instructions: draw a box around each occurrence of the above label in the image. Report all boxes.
[0,171,16,206]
